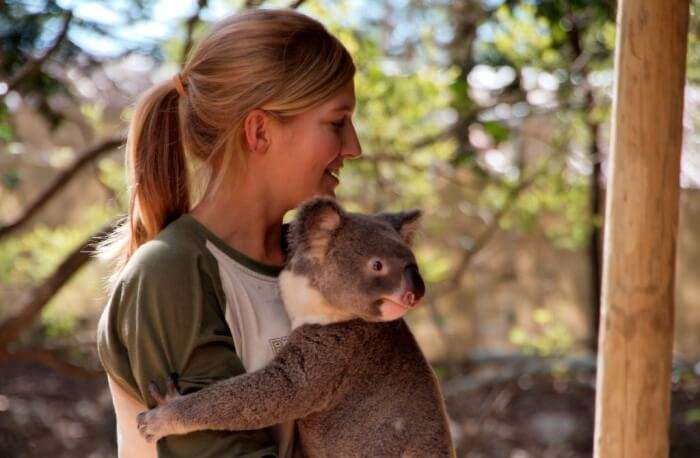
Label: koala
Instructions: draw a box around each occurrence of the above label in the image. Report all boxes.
[137,197,455,457]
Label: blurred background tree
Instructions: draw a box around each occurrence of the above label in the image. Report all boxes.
[1,0,699,456]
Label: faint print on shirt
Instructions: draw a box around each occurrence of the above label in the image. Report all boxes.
[269,336,289,355]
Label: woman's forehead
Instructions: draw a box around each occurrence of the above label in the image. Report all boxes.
[325,82,356,113]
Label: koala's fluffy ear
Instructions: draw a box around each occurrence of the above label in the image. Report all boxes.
[288,197,344,262]
[375,209,423,245]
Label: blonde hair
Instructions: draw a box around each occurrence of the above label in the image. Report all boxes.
[95,8,355,291]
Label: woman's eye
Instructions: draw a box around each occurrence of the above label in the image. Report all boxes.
[332,119,345,129]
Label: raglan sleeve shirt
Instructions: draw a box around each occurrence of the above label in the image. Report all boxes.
[97,236,278,458]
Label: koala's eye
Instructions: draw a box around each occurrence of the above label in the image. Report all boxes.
[371,259,384,272]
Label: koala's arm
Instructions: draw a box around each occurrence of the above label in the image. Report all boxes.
[137,326,351,441]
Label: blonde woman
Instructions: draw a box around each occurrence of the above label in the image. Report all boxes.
[96,8,361,457]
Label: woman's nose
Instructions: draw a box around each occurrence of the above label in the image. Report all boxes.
[342,122,362,159]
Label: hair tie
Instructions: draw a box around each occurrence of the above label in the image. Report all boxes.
[172,73,186,97]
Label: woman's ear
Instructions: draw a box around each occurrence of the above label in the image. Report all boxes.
[243,109,272,155]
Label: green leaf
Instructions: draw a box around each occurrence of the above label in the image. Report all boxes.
[482,121,510,143]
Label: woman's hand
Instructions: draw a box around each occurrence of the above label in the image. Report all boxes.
[137,376,188,442]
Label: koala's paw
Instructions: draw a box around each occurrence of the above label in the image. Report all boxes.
[137,407,172,443]
[136,376,184,442]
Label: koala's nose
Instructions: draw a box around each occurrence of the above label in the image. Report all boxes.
[404,264,425,303]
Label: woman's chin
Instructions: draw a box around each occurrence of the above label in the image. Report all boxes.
[315,184,336,198]
[296,182,337,204]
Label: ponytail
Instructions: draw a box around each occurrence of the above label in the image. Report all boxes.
[94,78,189,292]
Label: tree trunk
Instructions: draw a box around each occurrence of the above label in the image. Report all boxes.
[593,1,689,456]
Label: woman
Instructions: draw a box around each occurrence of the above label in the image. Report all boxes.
[96,8,361,457]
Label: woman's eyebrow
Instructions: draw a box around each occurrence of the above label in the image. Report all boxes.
[332,103,355,112]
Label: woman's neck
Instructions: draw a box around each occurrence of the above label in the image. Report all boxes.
[189,179,287,266]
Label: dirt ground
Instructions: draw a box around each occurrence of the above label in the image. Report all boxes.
[1,359,699,457]
[445,372,700,457]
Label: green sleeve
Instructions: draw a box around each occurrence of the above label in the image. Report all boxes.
[103,241,278,457]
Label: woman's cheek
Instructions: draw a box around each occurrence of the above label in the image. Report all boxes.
[326,134,344,158]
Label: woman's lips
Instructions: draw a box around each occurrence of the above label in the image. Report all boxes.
[324,170,340,185]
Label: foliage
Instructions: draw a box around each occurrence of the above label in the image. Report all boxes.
[687,408,700,425]
[0,201,118,290]
[0,0,698,371]
[0,0,161,133]
[508,307,575,357]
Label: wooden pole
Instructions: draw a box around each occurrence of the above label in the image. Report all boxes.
[594,1,690,457]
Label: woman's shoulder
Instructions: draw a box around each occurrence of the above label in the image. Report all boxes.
[120,215,215,284]
[99,214,227,342]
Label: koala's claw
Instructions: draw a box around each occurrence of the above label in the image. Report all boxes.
[148,374,182,406]
[138,374,184,442]
[137,404,187,443]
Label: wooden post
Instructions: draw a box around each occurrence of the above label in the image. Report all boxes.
[594,1,690,457]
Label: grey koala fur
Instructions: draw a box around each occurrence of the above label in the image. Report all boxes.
[137,197,455,457]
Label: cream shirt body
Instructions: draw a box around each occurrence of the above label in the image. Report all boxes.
[207,240,296,458]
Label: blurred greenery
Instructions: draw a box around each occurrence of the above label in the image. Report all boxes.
[686,408,700,425]
[1,0,699,456]
[508,307,574,357]
[0,0,698,384]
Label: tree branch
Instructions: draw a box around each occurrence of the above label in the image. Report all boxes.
[440,353,597,396]
[181,0,209,66]
[3,10,74,96]
[429,161,550,299]
[0,136,123,240]
[0,347,104,380]
[91,159,121,208]
[0,223,114,349]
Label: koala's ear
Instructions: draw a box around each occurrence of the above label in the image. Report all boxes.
[289,197,344,262]
[375,209,423,245]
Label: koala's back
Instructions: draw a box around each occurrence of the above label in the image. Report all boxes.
[289,319,454,457]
